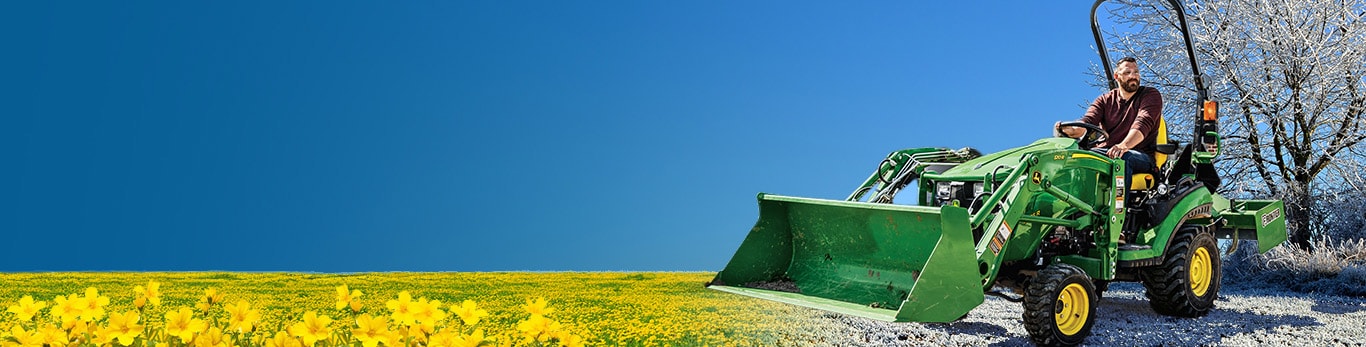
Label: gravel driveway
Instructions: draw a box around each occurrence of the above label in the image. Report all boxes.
[802,282,1366,346]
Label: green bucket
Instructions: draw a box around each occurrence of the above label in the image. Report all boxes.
[708,194,985,322]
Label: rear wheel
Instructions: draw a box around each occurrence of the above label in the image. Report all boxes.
[1141,226,1221,316]
[1023,263,1096,346]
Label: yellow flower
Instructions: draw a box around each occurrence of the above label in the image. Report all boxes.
[134,281,162,309]
[412,298,447,328]
[287,311,333,347]
[427,329,458,347]
[335,285,362,312]
[6,296,47,321]
[165,307,208,343]
[106,310,145,345]
[554,332,584,347]
[36,323,69,347]
[351,314,394,347]
[62,318,88,338]
[225,300,261,333]
[385,291,417,326]
[428,328,485,347]
[195,327,230,347]
[197,288,225,312]
[50,294,84,323]
[523,297,554,316]
[451,300,489,326]
[8,325,43,347]
[265,331,303,347]
[387,323,407,345]
[516,315,560,342]
[79,287,110,322]
[89,324,118,346]
[453,328,489,347]
[413,318,439,338]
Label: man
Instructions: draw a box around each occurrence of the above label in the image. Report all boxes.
[1056,56,1162,193]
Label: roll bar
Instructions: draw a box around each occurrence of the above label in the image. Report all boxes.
[1090,0,1208,101]
[1090,0,1222,190]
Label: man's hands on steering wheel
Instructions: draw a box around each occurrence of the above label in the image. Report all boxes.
[1055,121,1107,149]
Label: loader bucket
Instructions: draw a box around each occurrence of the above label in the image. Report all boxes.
[708,194,984,323]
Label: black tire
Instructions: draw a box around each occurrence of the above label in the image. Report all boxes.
[1023,264,1097,346]
[1093,279,1110,299]
[1140,226,1221,317]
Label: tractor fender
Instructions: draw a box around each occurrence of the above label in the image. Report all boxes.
[1120,186,1215,268]
[1139,178,1206,230]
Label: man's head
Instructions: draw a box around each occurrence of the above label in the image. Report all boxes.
[1115,57,1140,93]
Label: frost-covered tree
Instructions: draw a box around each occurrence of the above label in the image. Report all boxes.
[1094,0,1366,249]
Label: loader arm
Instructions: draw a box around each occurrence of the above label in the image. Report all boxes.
[923,148,1125,289]
[847,147,981,203]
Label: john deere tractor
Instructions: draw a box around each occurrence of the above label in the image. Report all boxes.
[707,1,1287,345]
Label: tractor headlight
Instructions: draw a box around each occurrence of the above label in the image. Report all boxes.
[973,182,986,196]
[936,181,952,200]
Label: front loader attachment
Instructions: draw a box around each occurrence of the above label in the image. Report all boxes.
[708,194,984,322]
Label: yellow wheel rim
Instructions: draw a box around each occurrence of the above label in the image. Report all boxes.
[1191,246,1212,296]
[1054,283,1089,336]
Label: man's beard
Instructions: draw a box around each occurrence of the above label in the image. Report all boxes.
[1121,79,1140,93]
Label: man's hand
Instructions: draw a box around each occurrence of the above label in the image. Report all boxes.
[1055,122,1081,138]
[1106,144,1129,159]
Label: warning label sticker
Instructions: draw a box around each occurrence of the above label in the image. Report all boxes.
[988,222,1013,256]
[1114,177,1126,210]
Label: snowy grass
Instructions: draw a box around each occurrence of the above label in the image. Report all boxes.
[1227,238,1366,297]
[809,281,1366,346]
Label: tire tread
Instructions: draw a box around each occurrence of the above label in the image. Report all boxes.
[1023,263,1093,346]
[1141,226,1219,317]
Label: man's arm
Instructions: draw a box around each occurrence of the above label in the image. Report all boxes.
[1105,129,1146,159]
[1055,121,1085,138]
[1057,95,1108,139]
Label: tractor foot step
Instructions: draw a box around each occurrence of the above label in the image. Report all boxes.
[1118,244,1152,251]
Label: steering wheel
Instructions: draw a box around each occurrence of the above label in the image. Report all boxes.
[1057,121,1107,149]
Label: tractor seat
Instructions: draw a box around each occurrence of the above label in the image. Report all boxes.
[1130,117,1176,191]
[1131,173,1159,190]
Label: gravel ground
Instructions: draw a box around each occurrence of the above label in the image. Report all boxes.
[798,282,1366,346]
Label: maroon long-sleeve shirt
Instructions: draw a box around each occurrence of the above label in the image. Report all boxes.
[1081,86,1163,156]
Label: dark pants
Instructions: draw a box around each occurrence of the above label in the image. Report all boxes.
[1091,148,1155,197]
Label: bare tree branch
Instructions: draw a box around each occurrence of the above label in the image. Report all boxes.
[1096,0,1366,247]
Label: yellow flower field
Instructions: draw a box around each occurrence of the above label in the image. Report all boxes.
[0,272,825,347]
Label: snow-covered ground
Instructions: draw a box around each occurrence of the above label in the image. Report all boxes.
[797,282,1366,346]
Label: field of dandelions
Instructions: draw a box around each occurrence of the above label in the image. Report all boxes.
[0,272,824,347]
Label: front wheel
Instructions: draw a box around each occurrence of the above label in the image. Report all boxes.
[1141,227,1221,316]
[1023,263,1097,346]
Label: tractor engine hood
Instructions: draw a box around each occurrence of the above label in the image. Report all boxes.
[932,138,1080,180]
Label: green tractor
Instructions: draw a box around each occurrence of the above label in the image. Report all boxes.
[706,0,1287,345]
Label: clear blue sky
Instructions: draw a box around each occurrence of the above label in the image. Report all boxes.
[3,2,1120,271]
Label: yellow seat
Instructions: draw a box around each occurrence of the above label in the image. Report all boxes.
[1131,173,1156,190]
[1129,117,1168,191]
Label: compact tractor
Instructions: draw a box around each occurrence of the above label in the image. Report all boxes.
[707,1,1287,345]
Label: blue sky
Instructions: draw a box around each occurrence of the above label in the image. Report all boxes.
[4,2,1122,271]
